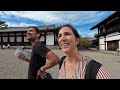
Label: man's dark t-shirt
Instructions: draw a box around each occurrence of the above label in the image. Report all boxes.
[28,41,51,79]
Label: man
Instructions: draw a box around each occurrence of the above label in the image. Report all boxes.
[18,26,60,79]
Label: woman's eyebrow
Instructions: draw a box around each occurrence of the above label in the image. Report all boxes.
[58,33,61,36]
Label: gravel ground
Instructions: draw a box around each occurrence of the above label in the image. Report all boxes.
[0,49,120,79]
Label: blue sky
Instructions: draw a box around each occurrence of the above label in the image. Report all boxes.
[0,11,115,37]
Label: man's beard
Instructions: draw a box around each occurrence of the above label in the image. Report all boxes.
[26,36,33,42]
[26,34,32,41]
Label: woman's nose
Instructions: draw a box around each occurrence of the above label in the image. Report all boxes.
[27,31,30,34]
[60,35,66,41]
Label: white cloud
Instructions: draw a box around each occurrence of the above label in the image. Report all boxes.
[77,29,97,37]
[77,30,87,37]
[6,22,37,27]
[0,11,114,26]
[88,31,98,37]
[0,11,114,37]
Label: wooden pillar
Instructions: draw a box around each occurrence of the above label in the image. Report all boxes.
[98,37,99,50]
[7,33,10,43]
[14,33,17,45]
[103,27,106,50]
[97,28,99,50]
[1,33,3,49]
[54,32,55,45]
[98,28,99,35]
[21,32,24,45]
[104,36,106,50]
[45,32,46,45]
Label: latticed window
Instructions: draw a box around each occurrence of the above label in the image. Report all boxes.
[10,37,14,42]
[24,36,29,42]
[16,36,22,42]
[9,33,15,36]
[3,37,7,42]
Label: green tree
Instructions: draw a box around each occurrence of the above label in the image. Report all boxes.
[0,20,5,25]
[0,20,8,30]
[80,37,92,50]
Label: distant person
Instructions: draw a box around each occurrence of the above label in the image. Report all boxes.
[57,24,109,79]
[96,46,99,51]
[18,26,60,79]
[7,44,10,48]
[2,45,5,50]
[117,48,120,54]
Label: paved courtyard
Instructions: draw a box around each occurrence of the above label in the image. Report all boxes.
[0,49,120,79]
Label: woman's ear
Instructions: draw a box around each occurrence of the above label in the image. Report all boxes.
[37,33,40,38]
[76,38,80,46]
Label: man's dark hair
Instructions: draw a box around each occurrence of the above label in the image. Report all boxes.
[28,26,40,33]
[28,26,41,39]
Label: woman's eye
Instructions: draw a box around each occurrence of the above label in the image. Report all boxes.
[65,32,71,35]
[58,35,61,38]
[58,32,71,39]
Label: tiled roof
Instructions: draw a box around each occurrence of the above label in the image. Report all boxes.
[0,24,56,32]
[90,11,120,30]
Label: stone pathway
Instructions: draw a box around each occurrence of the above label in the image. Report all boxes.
[0,49,120,79]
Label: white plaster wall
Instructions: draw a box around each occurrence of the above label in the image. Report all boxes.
[99,32,120,50]
[106,32,120,41]
[106,42,107,50]
[119,41,120,50]
[40,36,45,42]
[99,36,105,50]
[99,45,105,50]
[46,34,54,45]
[106,32,119,37]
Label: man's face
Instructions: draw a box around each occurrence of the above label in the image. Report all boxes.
[26,27,40,41]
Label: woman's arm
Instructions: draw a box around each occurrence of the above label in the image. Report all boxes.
[96,66,110,79]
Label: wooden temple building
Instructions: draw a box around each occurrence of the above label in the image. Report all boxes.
[0,24,60,49]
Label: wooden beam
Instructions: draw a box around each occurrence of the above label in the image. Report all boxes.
[14,33,17,45]
[54,32,55,45]
[21,32,24,45]
[7,33,10,43]
[1,33,3,49]
[45,32,46,45]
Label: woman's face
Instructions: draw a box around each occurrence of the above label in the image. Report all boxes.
[58,26,79,53]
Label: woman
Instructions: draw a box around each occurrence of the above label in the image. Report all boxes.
[57,24,109,79]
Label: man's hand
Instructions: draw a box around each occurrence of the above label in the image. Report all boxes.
[37,67,46,79]
[18,54,30,62]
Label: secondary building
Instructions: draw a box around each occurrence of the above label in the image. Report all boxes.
[90,11,120,51]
